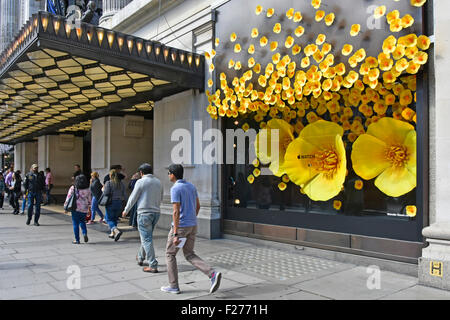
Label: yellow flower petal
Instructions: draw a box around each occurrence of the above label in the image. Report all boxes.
[375,166,416,197]
[351,133,391,180]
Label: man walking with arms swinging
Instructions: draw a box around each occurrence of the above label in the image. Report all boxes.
[161,164,222,294]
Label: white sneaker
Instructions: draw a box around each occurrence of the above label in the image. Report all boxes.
[161,286,180,294]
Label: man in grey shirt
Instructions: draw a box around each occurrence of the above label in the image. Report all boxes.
[122,163,163,273]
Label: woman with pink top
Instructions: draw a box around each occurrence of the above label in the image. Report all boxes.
[64,174,92,244]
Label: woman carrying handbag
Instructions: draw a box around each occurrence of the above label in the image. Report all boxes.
[102,169,127,241]
[64,174,92,244]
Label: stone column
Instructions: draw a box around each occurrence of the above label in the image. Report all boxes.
[418,1,450,290]
[99,0,133,25]
[14,141,38,174]
[37,135,83,196]
[91,116,153,187]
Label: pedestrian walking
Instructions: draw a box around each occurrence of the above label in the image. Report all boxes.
[43,168,56,205]
[103,169,126,241]
[103,164,126,184]
[122,164,163,273]
[88,171,104,224]
[5,166,14,202]
[0,172,6,209]
[73,164,82,181]
[9,171,22,215]
[127,172,141,228]
[64,174,92,244]
[24,164,46,226]
[161,164,222,295]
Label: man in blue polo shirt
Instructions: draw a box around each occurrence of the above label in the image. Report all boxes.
[161,164,222,295]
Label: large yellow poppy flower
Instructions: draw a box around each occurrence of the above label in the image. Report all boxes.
[351,117,416,197]
[255,119,295,177]
[283,120,346,201]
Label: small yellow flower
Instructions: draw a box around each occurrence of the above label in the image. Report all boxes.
[301,57,310,68]
[270,41,278,52]
[253,168,261,177]
[278,182,287,191]
[417,35,431,50]
[252,158,260,167]
[401,14,414,28]
[228,59,235,69]
[414,51,428,65]
[354,179,364,190]
[341,44,353,56]
[207,79,213,88]
[350,24,361,36]
[390,19,403,32]
[315,10,325,22]
[234,61,242,70]
[410,0,426,7]
[215,38,220,47]
[230,32,237,42]
[234,43,241,53]
[333,200,342,210]
[387,10,400,24]
[255,5,263,15]
[286,8,295,19]
[248,44,255,55]
[273,23,282,34]
[294,11,303,23]
[248,57,256,68]
[374,6,386,19]
[400,89,413,106]
[292,44,302,56]
[295,26,305,37]
[316,34,326,46]
[406,205,417,217]
[260,36,268,47]
[325,13,335,26]
[402,107,416,121]
[209,63,215,73]
[311,0,321,9]
[282,175,290,183]
[285,36,294,49]
[247,174,255,184]
[267,8,275,17]
[251,28,259,38]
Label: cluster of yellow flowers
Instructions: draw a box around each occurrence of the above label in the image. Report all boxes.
[205,1,428,209]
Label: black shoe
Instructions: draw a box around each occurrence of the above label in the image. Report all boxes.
[114,230,123,242]
[26,220,31,225]
[84,235,88,243]
[34,222,40,226]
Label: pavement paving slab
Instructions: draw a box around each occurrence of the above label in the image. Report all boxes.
[1,207,450,300]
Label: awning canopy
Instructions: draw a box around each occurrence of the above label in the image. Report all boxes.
[0,11,205,144]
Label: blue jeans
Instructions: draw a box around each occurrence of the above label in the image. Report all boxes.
[105,199,122,230]
[27,192,42,222]
[22,194,27,212]
[91,196,104,221]
[71,211,87,242]
[137,213,160,268]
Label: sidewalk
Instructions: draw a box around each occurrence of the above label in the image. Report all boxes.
[1,205,450,300]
